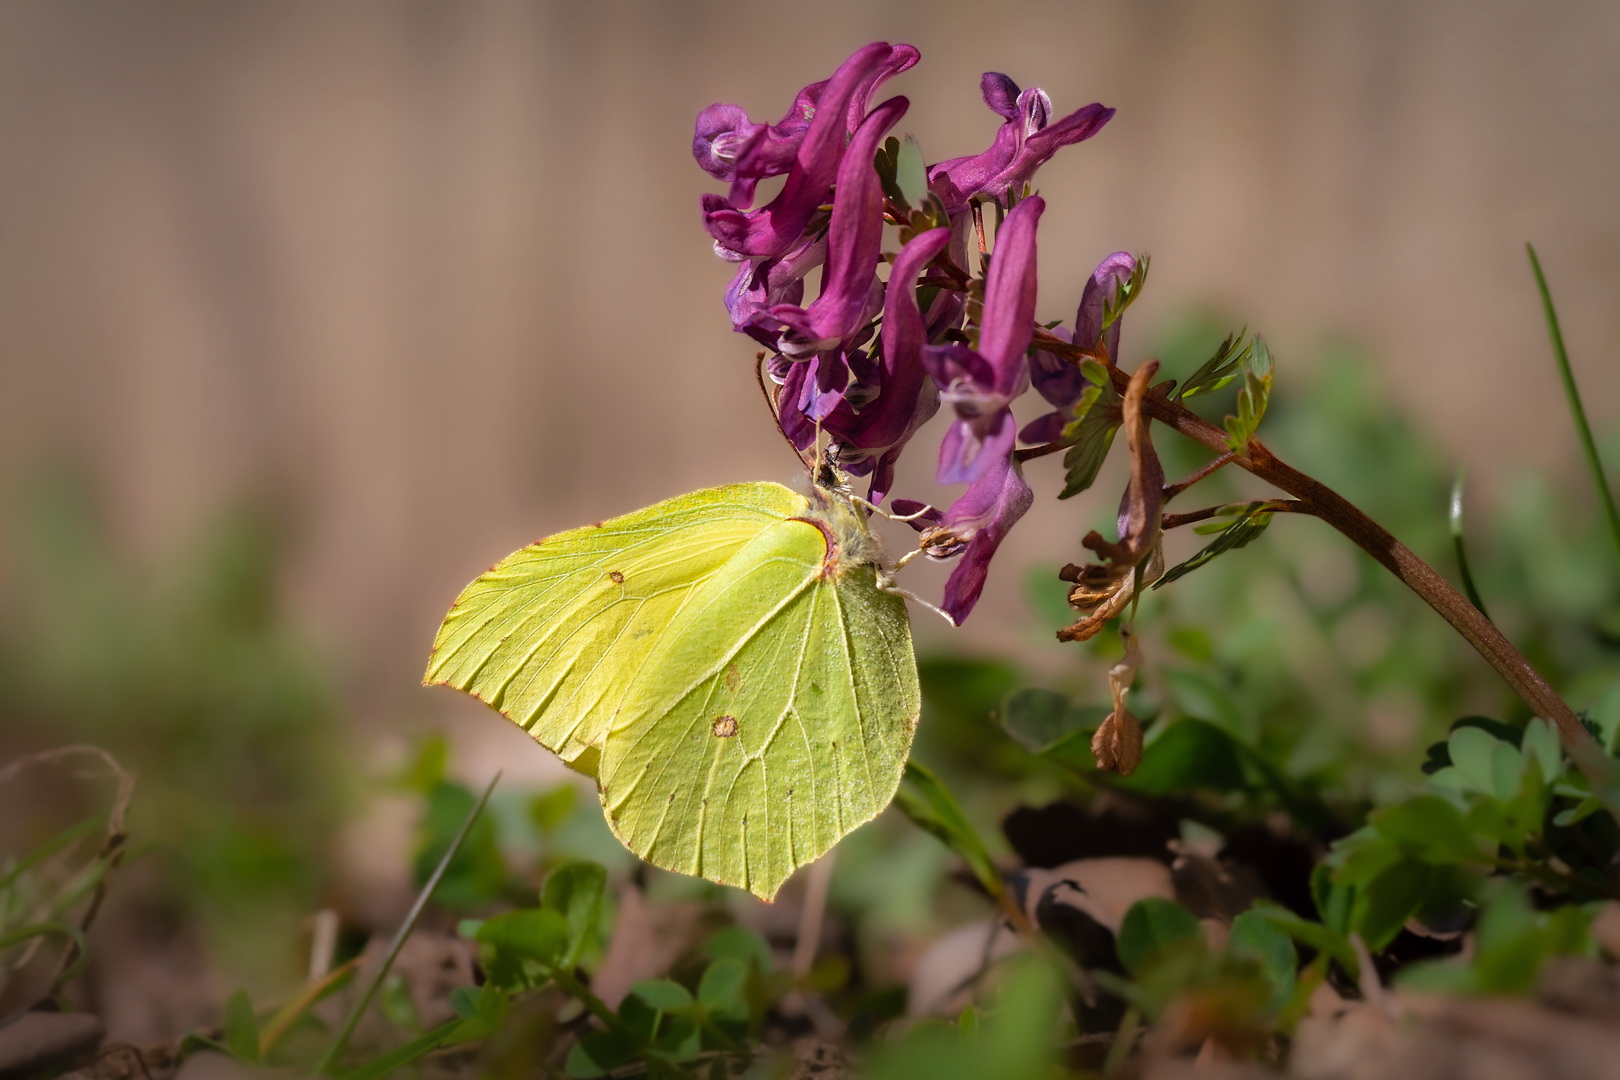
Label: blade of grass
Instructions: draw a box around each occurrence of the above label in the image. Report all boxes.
[259,957,360,1058]
[0,815,106,896]
[338,1017,470,1080]
[1449,468,1492,621]
[314,771,501,1075]
[1527,242,1620,570]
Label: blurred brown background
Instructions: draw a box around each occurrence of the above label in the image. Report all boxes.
[2,0,1617,730]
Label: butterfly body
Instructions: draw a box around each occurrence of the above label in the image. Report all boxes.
[425,480,920,900]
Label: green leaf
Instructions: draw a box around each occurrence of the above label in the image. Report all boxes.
[1553,795,1602,827]
[1058,405,1121,499]
[476,908,569,987]
[1584,682,1620,754]
[1330,828,1404,887]
[1117,898,1203,975]
[1311,862,1355,939]
[1469,885,1590,994]
[1222,336,1273,450]
[1100,254,1150,334]
[1393,959,1481,995]
[631,979,694,1014]
[448,985,482,1020]
[895,136,929,214]
[701,926,773,973]
[1491,741,1527,802]
[223,989,260,1064]
[1058,364,1123,499]
[1425,766,1470,794]
[1153,502,1275,589]
[1371,795,1481,863]
[997,688,1103,754]
[1350,859,1431,951]
[874,137,901,207]
[529,784,577,831]
[543,860,607,968]
[1247,904,1359,982]
[565,1030,640,1078]
[1161,667,1253,744]
[1447,726,1519,798]
[379,975,419,1032]
[1521,718,1561,785]
[697,958,750,1023]
[1228,910,1297,1015]
[893,761,1002,898]
[1176,330,1252,401]
[1119,718,1247,796]
[398,736,449,794]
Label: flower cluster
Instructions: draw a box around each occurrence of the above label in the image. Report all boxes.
[692,42,1127,625]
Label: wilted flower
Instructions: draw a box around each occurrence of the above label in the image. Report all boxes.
[1091,628,1145,776]
[1057,362,1165,642]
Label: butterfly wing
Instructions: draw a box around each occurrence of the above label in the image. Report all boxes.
[424,483,806,771]
[599,514,920,900]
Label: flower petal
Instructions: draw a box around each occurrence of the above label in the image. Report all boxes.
[1074,251,1136,358]
[975,195,1043,398]
[701,43,897,258]
[980,72,1021,120]
[768,96,908,355]
[937,451,1034,624]
[937,406,1015,486]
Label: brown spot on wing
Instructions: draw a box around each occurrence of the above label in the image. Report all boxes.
[609,570,625,584]
[712,715,739,738]
[724,664,741,693]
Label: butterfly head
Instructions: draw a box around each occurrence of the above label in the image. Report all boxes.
[805,478,886,578]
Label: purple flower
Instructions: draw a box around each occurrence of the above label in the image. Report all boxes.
[701,43,912,259]
[831,226,953,502]
[768,97,908,359]
[928,75,1114,213]
[886,198,1046,624]
[892,443,1034,625]
[722,233,828,349]
[924,195,1044,483]
[693,45,919,211]
[1021,251,1136,444]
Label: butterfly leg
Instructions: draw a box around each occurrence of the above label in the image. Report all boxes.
[875,569,957,627]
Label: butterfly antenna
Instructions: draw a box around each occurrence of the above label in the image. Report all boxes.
[813,421,842,489]
[757,351,817,471]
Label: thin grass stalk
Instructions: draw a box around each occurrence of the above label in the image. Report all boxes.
[314,771,501,1075]
[1527,242,1620,571]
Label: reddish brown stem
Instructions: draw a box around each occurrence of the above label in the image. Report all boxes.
[1163,451,1236,501]
[1014,440,1068,463]
[1110,365,1613,790]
